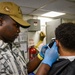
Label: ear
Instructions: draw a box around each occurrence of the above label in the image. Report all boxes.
[56,39,62,48]
[56,40,60,47]
[55,39,61,54]
[0,18,2,26]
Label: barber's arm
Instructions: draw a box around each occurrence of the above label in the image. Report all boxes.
[27,45,48,73]
[36,42,59,75]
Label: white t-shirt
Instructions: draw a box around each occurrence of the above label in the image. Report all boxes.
[59,56,75,61]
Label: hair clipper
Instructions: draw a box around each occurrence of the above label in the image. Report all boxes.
[41,38,55,54]
[48,38,55,48]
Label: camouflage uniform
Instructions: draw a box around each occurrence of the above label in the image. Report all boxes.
[0,40,28,75]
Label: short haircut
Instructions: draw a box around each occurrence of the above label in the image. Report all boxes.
[55,22,75,51]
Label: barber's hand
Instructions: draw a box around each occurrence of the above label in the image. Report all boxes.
[39,44,48,58]
[42,42,59,67]
[37,44,48,60]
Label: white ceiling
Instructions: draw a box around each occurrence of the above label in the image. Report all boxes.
[0,0,75,19]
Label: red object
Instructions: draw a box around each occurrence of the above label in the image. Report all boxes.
[29,46,37,61]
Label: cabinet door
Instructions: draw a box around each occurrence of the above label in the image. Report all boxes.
[46,19,62,43]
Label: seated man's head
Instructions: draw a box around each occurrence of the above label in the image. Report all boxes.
[0,2,30,43]
[55,22,75,56]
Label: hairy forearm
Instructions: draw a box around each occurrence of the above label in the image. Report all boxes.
[27,56,42,73]
[36,63,50,75]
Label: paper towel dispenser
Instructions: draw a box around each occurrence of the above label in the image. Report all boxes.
[27,19,40,31]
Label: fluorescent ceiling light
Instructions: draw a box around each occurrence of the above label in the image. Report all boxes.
[41,11,66,17]
[38,17,53,25]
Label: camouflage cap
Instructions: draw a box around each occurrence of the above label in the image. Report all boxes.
[0,2,30,27]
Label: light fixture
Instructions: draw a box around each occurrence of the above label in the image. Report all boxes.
[38,17,53,25]
[41,11,66,17]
